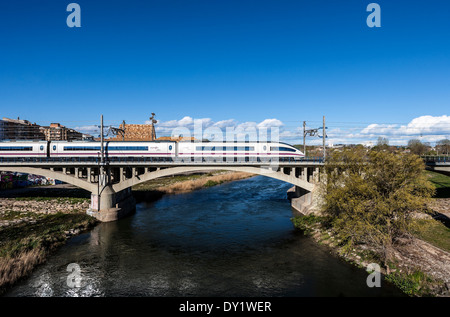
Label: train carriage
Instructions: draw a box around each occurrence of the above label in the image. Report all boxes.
[50,141,177,161]
[0,141,48,158]
[0,140,303,162]
[176,141,304,162]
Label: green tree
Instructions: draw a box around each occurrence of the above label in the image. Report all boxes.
[320,148,435,268]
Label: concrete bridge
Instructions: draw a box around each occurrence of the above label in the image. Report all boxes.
[0,158,324,221]
[1,156,447,222]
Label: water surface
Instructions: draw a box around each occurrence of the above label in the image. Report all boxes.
[5,176,403,297]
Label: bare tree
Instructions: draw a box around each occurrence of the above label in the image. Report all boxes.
[437,139,450,155]
[407,139,427,156]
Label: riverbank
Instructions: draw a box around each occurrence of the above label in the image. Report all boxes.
[0,171,253,295]
[291,199,450,297]
[0,206,97,295]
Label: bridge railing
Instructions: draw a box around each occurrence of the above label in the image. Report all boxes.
[0,156,325,165]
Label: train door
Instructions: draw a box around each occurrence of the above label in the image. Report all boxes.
[260,143,269,163]
[38,142,47,158]
[167,142,175,162]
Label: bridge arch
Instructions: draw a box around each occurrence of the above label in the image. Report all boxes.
[112,166,315,193]
[0,166,96,193]
[0,164,319,221]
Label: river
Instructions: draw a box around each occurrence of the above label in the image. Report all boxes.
[5,176,403,297]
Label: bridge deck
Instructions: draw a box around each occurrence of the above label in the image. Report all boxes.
[0,157,325,167]
[0,156,448,167]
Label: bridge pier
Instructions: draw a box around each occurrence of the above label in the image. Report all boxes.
[87,186,136,222]
[288,185,320,216]
[287,166,321,216]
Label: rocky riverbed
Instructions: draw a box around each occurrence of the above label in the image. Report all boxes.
[0,197,90,228]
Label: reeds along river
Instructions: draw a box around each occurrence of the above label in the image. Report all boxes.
[5,176,403,297]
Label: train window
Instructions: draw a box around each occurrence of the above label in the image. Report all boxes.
[64,146,100,151]
[196,146,254,151]
[108,146,148,151]
[196,146,215,151]
[63,146,149,151]
[40,145,44,151]
[0,146,33,151]
[169,145,173,150]
[53,145,57,151]
[263,146,267,151]
[235,146,254,151]
[270,146,296,152]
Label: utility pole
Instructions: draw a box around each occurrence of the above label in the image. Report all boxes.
[100,114,105,165]
[98,114,105,212]
[323,116,326,161]
[303,122,320,158]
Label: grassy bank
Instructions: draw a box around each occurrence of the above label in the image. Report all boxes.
[0,186,96,294]
[13,197,89,204]
[299,150,450,297]
[0,210,97,294]
[291,215,449,297]
[411,219,450,253]
[426,170,450,198]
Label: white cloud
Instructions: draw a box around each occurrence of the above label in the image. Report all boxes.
[361,115,450,137]
[151,117,288,142]
[257,118,284,128]
[74,125,100,135]
[361,124,398,135]
[213,119,236,129]
[74,115,449,146]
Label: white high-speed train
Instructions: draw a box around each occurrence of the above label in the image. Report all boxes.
[0,140,305,161]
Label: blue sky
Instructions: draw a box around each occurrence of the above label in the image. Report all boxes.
[0,0,449,145]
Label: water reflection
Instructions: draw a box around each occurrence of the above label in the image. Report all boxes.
[5,176,403,297]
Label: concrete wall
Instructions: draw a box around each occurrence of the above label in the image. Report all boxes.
[287,185,321,216]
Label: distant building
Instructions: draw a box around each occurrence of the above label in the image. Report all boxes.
[82,134,95,141]
[41,123,83,141]
[0,117,45,140]
[0,120,3,140]
[0,117,86,141]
